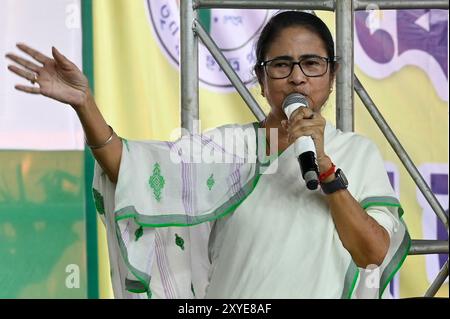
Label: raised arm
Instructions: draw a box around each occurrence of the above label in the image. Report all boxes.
[6,44,122,183]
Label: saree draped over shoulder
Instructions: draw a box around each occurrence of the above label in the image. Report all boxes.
[92,122,410,299]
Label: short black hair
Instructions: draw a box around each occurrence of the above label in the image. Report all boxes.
[254,11,337,81]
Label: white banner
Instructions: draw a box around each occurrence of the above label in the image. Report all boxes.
[0,0,84,150]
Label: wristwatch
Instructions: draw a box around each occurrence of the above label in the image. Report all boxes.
[320,168,348,194]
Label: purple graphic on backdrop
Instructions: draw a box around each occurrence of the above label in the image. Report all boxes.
[417,164,448,285]
[397,10,448,79]
[430,173,449,270]
[355,9,448,101]
[355,12,395,64]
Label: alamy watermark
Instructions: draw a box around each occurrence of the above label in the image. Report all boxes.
[167,121,279,174]
[65,1,81,29]
[365,3,382,31]
[65,264,80,289]
[363,264,381,289]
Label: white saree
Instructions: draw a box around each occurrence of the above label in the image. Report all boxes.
[92,122,410,299]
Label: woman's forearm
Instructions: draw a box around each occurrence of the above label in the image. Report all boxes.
[327,190,390,268]
[317,156,389,268]
[75,91,122,183]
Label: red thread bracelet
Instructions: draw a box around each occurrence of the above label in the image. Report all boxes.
[319,163,336,182]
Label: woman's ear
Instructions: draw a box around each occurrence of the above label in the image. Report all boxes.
[332,62,340,76]
[329,62,339,88]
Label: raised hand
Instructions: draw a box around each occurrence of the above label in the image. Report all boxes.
[6,43,90,109]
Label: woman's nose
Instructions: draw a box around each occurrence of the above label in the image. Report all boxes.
[288,63,307,84]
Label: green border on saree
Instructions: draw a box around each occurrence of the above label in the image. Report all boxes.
[341,261,360,299]
[379,221,411,298]
[115,224,152,298]
[360,196,405,217]
[359,196,411,298]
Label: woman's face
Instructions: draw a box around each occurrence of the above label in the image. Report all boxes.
[259,26,335,115]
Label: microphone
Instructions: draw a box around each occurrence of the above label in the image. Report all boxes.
[282,93,319,190]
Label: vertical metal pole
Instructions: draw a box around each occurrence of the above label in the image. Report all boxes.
[335,0,354,132]
[180,0,199,134]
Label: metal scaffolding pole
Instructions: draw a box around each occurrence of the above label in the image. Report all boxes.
[180,0,199,134]
[193,20,266,121]
[424,259,449,297]
[354,75,449,230]
[354,0,449,10]
[335,0,354,132]
[195,0,335,10]
[409,240,449,255]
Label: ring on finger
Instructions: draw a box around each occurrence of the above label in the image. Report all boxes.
[30,73,38,85]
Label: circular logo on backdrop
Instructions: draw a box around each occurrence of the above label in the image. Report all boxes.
[146,0,274,91]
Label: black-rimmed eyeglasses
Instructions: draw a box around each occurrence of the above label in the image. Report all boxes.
[259,55,337,79]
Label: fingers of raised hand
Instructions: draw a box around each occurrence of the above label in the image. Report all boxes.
[51,46,73,69]
[16,43,52,65]
[14,84,41,95]
[6,53,41,73]
[7,64,38,83]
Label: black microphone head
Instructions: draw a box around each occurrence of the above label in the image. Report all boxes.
[282,93,308,110]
